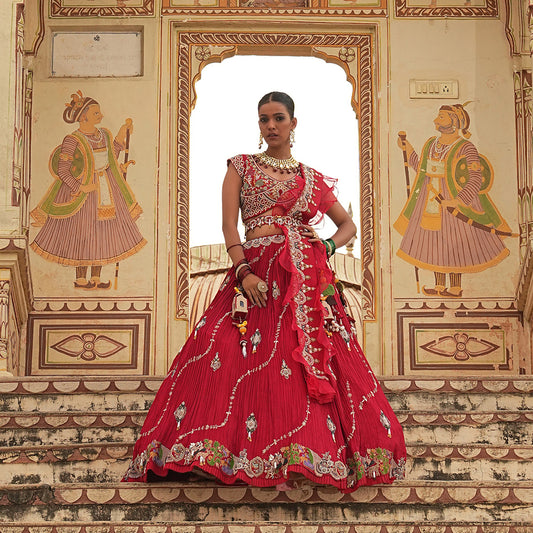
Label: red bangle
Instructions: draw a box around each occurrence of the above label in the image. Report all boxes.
[237,265,252,282]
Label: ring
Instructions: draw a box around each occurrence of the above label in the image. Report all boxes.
[257,281,268,293]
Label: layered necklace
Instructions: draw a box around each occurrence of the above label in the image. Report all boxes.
[255,151,299,174]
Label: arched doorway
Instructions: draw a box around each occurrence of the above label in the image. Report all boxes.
[173,29,377,340]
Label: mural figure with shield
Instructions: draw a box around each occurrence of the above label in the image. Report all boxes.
[394,103,515,297]
[30,91,146,289]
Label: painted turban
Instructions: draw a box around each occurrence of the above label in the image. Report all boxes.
[63,90,98,124]
[439,103,471,139]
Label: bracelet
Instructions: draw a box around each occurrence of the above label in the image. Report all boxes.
[235,262,250,279]
[227,243,243,253]
[239,269,253,282]
[237,265,253,282]
[322,238,336,258]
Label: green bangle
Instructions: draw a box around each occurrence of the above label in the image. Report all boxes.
[321,238,336,257]
[321,239,331,256]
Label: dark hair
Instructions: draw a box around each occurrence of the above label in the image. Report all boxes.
[258,91,295,119]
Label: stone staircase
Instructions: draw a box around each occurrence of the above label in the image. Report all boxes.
[0,376,532,532]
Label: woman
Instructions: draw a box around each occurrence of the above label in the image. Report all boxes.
[124,92,406,492]
[30,91,146,289]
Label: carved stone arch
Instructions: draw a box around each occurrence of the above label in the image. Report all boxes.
[174,29,377,335]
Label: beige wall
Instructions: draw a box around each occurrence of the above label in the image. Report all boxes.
[0,0,530,376]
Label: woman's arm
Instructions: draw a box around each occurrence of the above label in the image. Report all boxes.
[324,201,357,249]
[222,163,267,308]
[303,201,356,252]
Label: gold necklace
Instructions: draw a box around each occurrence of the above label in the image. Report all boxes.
[255,152,299,173]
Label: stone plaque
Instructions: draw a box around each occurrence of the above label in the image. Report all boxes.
[51,31,143,77]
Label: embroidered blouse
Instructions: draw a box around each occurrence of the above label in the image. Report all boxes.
[229,154,337,232]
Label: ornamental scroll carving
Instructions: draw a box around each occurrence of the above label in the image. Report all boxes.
[50,0,155,17]
[0,280,9,362]
[175,31,377,323]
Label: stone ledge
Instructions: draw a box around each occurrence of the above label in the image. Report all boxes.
[0,376,532,395]
[0,523,531,533]
[2,410,533,429]
[1,481,533,505]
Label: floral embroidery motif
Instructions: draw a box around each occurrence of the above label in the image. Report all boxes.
[326,415,337,443]
[124,438,406,486]
[280,359,291,379]
[194,317,206,339]
[380,410,392,438]
[246,413,258,441]
[250,329,262,353]
[210,352,221,372]
[174,402,186,429]
[272,280,280,300]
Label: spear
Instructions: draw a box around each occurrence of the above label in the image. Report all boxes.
[114,119,135,290]
[398,131,420,294]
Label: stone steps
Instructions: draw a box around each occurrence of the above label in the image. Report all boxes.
[0,524,530,533]
[0,376,531,531]
[1,376,531,412]
[0,481,532,523]
[2,409,532,444]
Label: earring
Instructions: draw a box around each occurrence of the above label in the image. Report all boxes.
[258,133,264,150]
[290,130,295,148]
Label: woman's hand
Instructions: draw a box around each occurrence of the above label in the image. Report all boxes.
[300,224,321,243]
[242,273,268,308]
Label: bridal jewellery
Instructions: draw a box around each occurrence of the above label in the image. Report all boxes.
[255,152,299,173]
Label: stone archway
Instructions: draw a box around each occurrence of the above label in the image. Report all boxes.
[173,29,377,332]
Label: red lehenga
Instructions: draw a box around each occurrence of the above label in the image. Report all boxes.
[123,155,406,492]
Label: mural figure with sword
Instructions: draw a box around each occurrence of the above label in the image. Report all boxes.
[30,91,146,290]
[394,103,516,297]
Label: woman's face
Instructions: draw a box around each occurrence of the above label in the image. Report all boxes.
[258,101,297,150]
[81,104,104,126]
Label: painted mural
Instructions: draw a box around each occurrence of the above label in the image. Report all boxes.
[30,91,146,291]
[394,103,516,297]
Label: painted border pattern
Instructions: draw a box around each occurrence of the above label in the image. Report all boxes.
[162,7,387,16]
[395,0,498,18]
[49,0,155,17]
[1,376,531,394]
[175,31,376,321]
